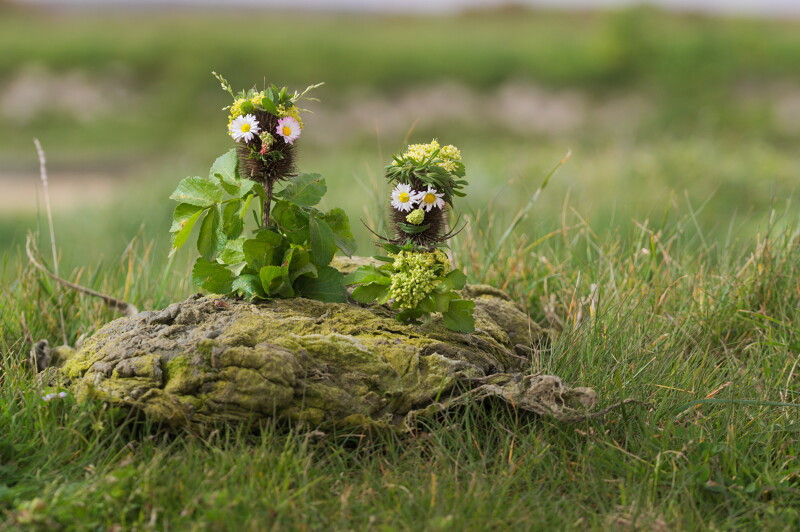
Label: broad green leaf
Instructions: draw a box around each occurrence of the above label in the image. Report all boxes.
[433,291,454,313]
[209,149,238,183]
[170,203,204,233]
[418,295,436,313]
[297,266,346,302]
[445,269,467,290]
[197,205,226,261]
[276,173,327,207]
[396,308,425,323]
[272,200,310,244]
[351,283,389,304]
[286,247,317,282]
[169,176,223,207]
[309,215,337,266]
[170,204,205,253]
[322,208,356,256]
[442,299,475,333]
[239,194,254,219]
[219,236,246,265]
[259,265,286,295]
[222,201,244,239]
[243,230,284,271]
[290,262,317,282]
[240,101,254,114]
[191,258,234,294]
[344,266,390,285]
[232,274,265,300]
[261,97,278,116]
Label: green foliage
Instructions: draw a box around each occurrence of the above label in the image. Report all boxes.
[213,72,322,118]
[386,149,468,205]
[346,244,474,332]
[169,150,355,301]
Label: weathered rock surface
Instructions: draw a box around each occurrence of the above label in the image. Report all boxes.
[60,269,600,431]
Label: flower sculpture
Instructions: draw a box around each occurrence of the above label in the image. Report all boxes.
[347,140,475,332]
[167,74,355,302]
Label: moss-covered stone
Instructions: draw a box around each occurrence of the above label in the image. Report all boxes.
[59,279,599,431]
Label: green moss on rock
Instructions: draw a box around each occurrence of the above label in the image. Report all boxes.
[58,280,599,431]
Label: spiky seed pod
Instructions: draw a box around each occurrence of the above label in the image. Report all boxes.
[389,180,449,248]
[236,110,296,188]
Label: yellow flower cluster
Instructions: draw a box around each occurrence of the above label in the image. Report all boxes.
[277,104,304,129]
[405,209,425,225]
[227,92,308,130]
[388,250,450,309]
[228,97,248,125]
[396,139,462,173]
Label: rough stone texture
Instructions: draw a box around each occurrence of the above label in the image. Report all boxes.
[59,260,599,431]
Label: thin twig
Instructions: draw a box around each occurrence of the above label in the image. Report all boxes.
[34,138,68,344]
[26,235,139,317]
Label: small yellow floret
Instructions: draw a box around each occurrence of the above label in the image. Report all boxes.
[393,139,462,173]
[406,209,425,225]
[241,123,251,133]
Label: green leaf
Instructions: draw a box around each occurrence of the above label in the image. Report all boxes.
[396,308,425,323]
[261,96,278,116]
[222,201,244,239]
[442,299,475,333]
[445,269,467,290]
[191,258,234,294]
[322,208,357,256]
[433,291,454,313]
[170,203,203,233]
[209,149,238,183]
[170,204,205,253]
[169,176,223,207]
[243,230,284,271]
[232,274,265,300]
[272,200,310,244]
[259,265,287,295]
[218,236,246,265]
[286,247,317,282]
[396,222,431,235]
[276,173,327,207]
[351,283,389,304]
[239,194,254,219]
[344,265,390,285]
[309,215,337,266]
[240,101,254,114]
[297,266,346,302]
[197,205,226,261]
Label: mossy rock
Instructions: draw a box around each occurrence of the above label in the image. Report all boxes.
[59,265,599,431]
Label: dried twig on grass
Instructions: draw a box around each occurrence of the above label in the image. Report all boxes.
[26,235,139,317]
[33,138,69,344]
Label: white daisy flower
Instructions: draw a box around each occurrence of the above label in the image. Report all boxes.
[391,183,417,212]
[414,187,446,212]
[276,116,301,144]
[229,114,260,143]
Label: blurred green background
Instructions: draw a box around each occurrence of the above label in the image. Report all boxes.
[2,2,800,282]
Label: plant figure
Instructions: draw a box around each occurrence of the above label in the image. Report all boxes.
[347,140,475,332]
[167,74,355,302]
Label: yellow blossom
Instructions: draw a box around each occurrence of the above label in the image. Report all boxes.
[394,139,462,173]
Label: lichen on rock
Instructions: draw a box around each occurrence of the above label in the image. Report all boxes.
[59,273,600,431]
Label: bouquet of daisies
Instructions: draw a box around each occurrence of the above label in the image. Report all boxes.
[347,140,475,332]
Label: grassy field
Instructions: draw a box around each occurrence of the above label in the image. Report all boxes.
[2,5,800,530]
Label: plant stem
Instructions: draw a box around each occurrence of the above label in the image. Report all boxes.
[262,179,273,227]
